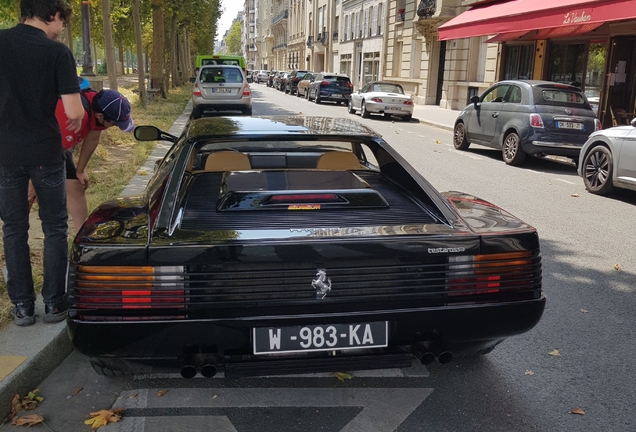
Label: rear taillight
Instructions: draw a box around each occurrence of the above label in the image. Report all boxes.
[446,251,537,297]
[73,266,185,309]
[371,97,383,103]
[268,193,340,204]
[403,100,413,105]
[345,82,353,88]
[320,80,331,86]
[193,85,201,97]
[529,113,544,128]
[242,85,251,97]
[594,118,602,131]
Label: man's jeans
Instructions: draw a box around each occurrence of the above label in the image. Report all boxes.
[0,163,68,307]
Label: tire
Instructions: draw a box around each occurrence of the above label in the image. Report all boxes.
[192,106,203,119]
[453,122,470,150]
[402,114,412,122]
[314,93,321,104]
[582,145,616,195]
[243,106,252,116]
[384,113,392,119]
[90,358,127,377]
[361,101,370,118]
[348,99,356,114]
[502,131,526,166]
[306,89,310,100]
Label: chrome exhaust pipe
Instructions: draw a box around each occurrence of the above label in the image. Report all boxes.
[412,343,436,365]
[201,363,217,378]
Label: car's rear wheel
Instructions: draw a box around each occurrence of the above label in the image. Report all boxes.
[348,99,356,114]
[306,89,310,100]
[583,145,616,195]
[453,122,470,150]
[384,113,392,119]
[361,101,370,118]
[314,93,321,104]
[402,114,412,122]
[502,132,526,165]
[243,106,252,116]
[192,106,203,119]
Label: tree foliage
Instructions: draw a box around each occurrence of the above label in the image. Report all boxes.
[225,20,242,55]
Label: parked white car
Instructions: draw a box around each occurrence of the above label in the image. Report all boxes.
[578,117,636,195]
[348,81,414,122]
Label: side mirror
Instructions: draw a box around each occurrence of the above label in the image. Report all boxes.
[470,95,480,104]
[134,126,178,143]
[189,77,195,83]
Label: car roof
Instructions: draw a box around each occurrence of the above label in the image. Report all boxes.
[184,116,382,139]
[492,80,583,90]
[199,64,242,71]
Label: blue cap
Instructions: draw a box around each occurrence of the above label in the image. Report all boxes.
[97,90,134,132]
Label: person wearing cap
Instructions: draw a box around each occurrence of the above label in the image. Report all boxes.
[40,89,134,234]
[0,0,85,326]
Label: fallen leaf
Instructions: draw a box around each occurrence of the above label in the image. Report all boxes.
[434,139,442,144]
[570,407,585,415]
[614,263,620,270]
[212,394,218,399]
[157,389,168,397]
[84,409,124,429]
[20,399,37,411]
[128,393,138,399]
[26,389,43,402]
[333,372,353,382]
[10,394,21,421]
[139,171,147,176]
[12,414,44,426]
[548,349,561,356]
[580,309,588,313]
[547,182,552,185]
[525,370,534,375]
[571,193,579,197]
[74,387,84,395]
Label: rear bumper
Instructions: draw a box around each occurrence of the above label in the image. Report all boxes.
[522,130,588,157]
[193,98,252,113]
[365,101,414,115]
[68,295,545,373]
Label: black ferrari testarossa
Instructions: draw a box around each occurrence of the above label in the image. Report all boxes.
[67,116,545,378]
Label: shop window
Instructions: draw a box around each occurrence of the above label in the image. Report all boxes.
[549,43,585,85]
[584,42,607,116]
[504,44,533,80]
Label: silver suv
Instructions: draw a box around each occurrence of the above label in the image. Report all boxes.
[192,65,252,118]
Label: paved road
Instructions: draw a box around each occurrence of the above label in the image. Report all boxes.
[3,85,635,431]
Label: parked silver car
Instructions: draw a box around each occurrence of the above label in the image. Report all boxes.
[348,81,414,122]
[191,65,252,118]
[577,117,636,195]
[255,70,269,83]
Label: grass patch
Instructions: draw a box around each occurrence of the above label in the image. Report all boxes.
[0,80,191,328]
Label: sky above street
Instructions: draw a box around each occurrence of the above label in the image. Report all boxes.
[217,0,243,40]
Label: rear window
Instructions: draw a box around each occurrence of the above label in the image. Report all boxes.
[535,88,587,106]
[324,76,351,83]
[199,67,244,83]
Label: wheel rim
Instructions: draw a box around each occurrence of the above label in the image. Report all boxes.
[454,124,465,147]
[503,134,518,161]
[585,149,611,190]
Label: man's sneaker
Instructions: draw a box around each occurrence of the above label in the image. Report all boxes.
[43,301,68,324]
[11,304,35,326]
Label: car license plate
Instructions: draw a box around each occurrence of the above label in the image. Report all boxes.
[332,94,343,98]
[556,121,584,130]
[212,88,231,93]
[385,107,402,111]
[253,322,388,354]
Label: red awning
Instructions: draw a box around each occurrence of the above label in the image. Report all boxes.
[438,0,636,41]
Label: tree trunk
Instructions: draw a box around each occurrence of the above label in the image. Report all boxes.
[184,29,193,80]
[150,2,165,97]
[133,0,146,106]
[167,13,177,89]
[101,0,117,90]
[118,39,125,75]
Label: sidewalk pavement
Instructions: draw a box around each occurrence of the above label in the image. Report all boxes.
[0,99,458,422]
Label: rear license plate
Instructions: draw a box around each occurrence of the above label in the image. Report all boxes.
[212,88,231,93]
[385,106,402,111]
[556,121,584,130]
[253,322,388,354]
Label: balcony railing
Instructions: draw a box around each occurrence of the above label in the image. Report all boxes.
[306,35,313,47]
[332,31,339,39]
[272,9,289,25]
[397,9,406,22]
[273,43,288,50]
[315,31,328,45]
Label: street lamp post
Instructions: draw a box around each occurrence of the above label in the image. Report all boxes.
[80,0,95,76]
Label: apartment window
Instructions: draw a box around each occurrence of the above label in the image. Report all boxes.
[379,3,384,35]
[363,8,369,38]
[363,51,381,84]
[341,53,352,75]
[504,44,534,80]
[372,4,378,36]
[354,11,360,39]
[345,15,351,41]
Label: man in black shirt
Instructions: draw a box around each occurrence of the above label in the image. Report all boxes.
[0,0,85,326]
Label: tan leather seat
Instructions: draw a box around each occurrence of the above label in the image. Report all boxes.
[204,151,251,171]
[316,151,361,170]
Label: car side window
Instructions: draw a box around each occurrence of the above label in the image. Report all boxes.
[505,86,522,104]
[482,85,510,103]
[361,84,370,92]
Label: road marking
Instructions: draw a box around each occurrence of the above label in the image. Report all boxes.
[555,178,575,185]
[110,387,433,432]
